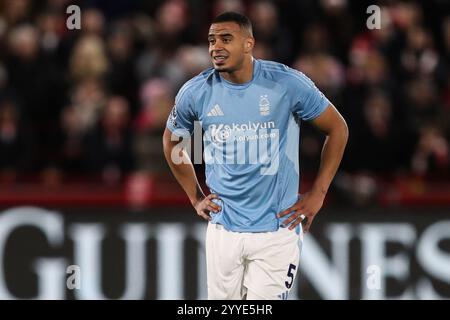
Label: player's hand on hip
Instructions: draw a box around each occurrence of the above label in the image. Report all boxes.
[193,193,222,221]
[276,190,325,233]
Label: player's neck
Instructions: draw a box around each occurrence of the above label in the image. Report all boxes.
[220,56,254,84]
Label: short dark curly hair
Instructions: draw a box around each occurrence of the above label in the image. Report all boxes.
[212,11,253,36]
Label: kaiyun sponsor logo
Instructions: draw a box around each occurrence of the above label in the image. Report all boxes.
[170,121,280,174]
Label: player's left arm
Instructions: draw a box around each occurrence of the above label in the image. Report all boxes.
[278,103,349,233]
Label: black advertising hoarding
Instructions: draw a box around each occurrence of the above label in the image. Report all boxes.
[0,206,449,299]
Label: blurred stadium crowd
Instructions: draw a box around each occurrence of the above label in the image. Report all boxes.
[0,0,449,201]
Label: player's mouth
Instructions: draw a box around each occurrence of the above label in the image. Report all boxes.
[213,55,228,63]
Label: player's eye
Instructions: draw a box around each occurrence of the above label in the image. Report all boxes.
[208,39,215,45]
[223,38,231,43]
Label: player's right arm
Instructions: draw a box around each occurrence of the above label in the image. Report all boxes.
[162,129,221,221]
[162,85,221,220]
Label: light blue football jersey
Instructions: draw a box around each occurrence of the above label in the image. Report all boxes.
[166,58,330,232]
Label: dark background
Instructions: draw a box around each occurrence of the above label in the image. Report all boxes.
[0,0,449,299]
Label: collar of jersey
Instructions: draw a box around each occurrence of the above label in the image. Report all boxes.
[218,58,261,90]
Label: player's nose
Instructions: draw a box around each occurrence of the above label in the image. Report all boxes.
[211,42,224,53]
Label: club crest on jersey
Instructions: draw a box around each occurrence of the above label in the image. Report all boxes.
[259,95,270,116]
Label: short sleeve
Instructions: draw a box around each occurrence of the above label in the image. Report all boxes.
[289,69,330,121]
[166,86,196,138]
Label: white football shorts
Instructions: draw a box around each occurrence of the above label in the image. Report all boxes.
[206,222,304,300]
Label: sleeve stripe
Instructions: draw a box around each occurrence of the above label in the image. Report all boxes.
[176,68,214,97]
[260,64,314,89]
[175,72,211,103]
[176,79,196,103]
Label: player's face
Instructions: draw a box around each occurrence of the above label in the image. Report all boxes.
[208,22,252,72]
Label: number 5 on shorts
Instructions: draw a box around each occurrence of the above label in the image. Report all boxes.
[285,263,297,289]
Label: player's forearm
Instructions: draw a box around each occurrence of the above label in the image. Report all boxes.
[168,156,205,206]
[311,122,348,196]
[163,133,205,206]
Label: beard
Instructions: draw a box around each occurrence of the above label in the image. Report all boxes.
[213,57,243,73]
[214,65,233,72]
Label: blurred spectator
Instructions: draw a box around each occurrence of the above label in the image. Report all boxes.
[69,78,106,133]
[0,98,34,177]
[5,23,65,169]
[443,17,450,54]
[135,0,194,85]
[165,45,211,89]
[252,41,273,61]
[411,125,449,175]
[352,90,411,173]
[135,78,173,132]
[212,0,245,17]
[0,63,7,90]
[69,34,109,82]
[399,26,439,79]
[403,77,441,134]
[154,0,192,49]
[248,0,294,64]
[390,1,423,31]
[294,52,345,101]
[57,105,87,173]
[318,0,354,60]
[105,20,138,113]
[36,8,65,56]
[301,23,330,54]
[84,96,134,184]
[1,0,31,26]
[81,8,106,37]
[348,49,389,87]
[133,78,172,173]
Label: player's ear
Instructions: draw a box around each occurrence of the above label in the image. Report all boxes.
[244,37,255,53]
